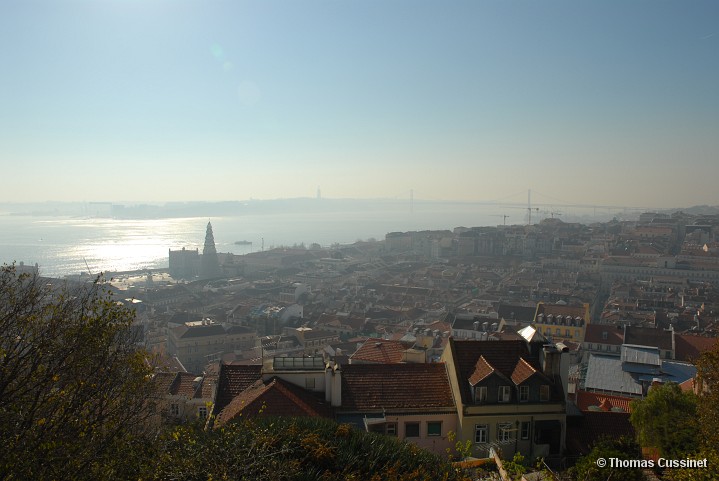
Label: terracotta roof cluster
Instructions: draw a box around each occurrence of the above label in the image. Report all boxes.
[152,371,216,400]
[169,372,203,397]
[675,334,718,362]
[583,324,624,345]
[173,323,226,339]
[497,304,537,323]
[340,363,455,411]
[215,377,333,426]
[465,343,546,389]
[535,303,587,319]
[212,364,263,417]
[150,372,178,397]
[448,339,560,403]
[350,338,410,364]
[624,326,673,351]
[574,390,634,413]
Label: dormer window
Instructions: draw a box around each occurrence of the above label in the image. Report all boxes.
[519,385,529,402]
[475,386,487,403]
[498,386,511,403]
[540,385,550,402]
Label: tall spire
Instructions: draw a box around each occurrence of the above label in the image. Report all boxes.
[201,221,221,279]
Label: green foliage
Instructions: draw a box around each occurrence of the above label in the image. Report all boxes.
[568,436,646,481]
[146,417,471,481]
[446,430,472,461]
[662,449,719,481]
[503,452,527,480]
[629,382,698,458]
[0,265,155,480]
[661,344,719,480]
[695,343,719,451]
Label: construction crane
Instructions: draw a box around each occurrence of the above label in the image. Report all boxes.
[540,210,564,220]
[526,189,539,225]
[490,214,510,226]
[527,207,539,225]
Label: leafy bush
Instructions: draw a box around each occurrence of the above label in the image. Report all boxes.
[146,417,471,481]
[0,266,156,480]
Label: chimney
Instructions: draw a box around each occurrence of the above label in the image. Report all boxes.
[324,362,343,406]
[670,324,675,359]
[330,364,342,407]
[541,344,570,401]
[324,362,333,403]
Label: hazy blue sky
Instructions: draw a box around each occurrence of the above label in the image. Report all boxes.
[1,0,717,208]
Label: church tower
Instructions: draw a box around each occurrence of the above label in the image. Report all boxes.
[200,221,221,279]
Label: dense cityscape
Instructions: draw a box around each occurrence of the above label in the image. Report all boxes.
[7,209,719,480]
[3,0,718,478]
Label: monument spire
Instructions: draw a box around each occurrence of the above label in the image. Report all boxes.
[201,220,221,279]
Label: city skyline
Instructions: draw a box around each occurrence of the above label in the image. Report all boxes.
[1,0,717,208]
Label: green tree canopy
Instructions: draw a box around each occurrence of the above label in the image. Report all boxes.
[569,436,645,481]
[0,265,155,480]
[146,417,472,481]
[663,344,719,481]
[695,342,719,449]
[629,382,698,458]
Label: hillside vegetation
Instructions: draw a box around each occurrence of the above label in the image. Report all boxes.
[147,417,472,481]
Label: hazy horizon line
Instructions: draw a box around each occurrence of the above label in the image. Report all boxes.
[2,196,712,211]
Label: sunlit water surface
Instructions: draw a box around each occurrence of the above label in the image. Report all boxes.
[1,204,610,278]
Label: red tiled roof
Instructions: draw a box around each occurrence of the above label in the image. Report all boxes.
[583,324,624,345]
[468,356,495,385]
[343,315,367,331]
[575,390,634,413]
[215,377,333,426]
[535,303,587,319]
[198,373,217,399]
[170,372,200,397]
[153,354,188,373]
[679,378,695,393]
[497,304,537,323]
[212,364,263,416]
[447,339,554,404]
[511,358,538,385]
[624,326,673,351]
[150,372,178,397]
[350,338,408,364]
[491,331,524,341]
[424,320,452,333]
[340,363,455,411]
[317,313,339,325]
[675,334,718,362]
